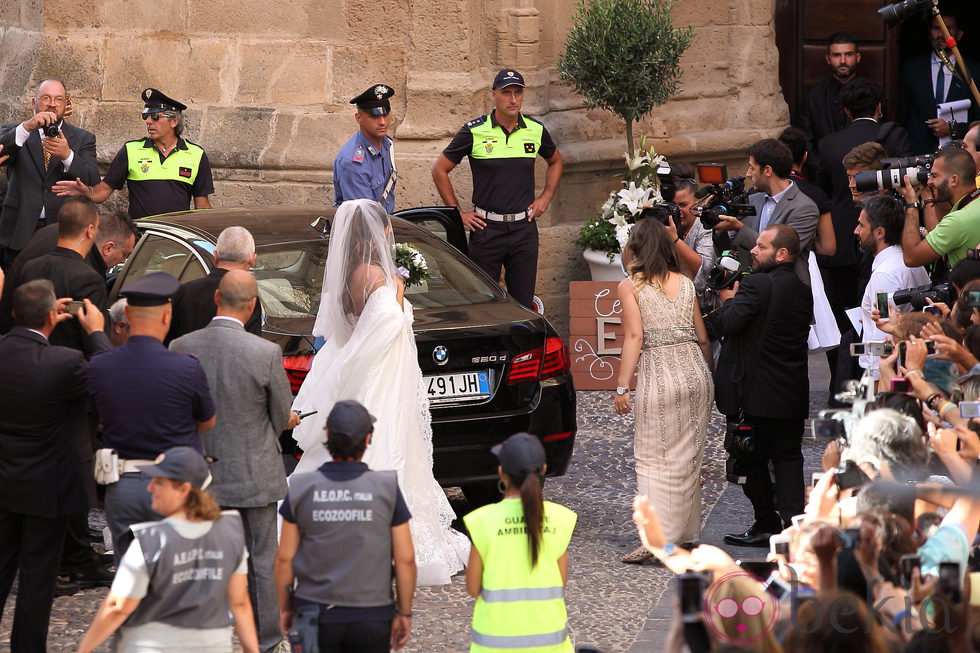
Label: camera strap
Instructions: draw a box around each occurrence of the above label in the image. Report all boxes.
[955,187,980,211]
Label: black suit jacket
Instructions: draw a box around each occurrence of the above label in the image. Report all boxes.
[816,118,912,267]
[899,54,980,155]
[704,263,812,420]
[19,247,108,354]
[0,328,110,518]
[0,122,99,251]
[0,224,108,333]
[167,268,263,343]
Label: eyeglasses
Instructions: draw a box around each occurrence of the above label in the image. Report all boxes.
[142,111,175,121]
[37,95,66,105]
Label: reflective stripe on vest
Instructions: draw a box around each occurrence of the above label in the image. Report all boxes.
[125,140,204,185]
[480,586,564,603]
[471,626,569,649]
[468,114,544,161]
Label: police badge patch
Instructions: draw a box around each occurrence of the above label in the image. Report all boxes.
[138,158,153,174]
[524,143,536,154]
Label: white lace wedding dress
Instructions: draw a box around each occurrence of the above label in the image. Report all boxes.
[290,285,468,585]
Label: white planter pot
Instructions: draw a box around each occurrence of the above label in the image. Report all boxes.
[583,248,625,282]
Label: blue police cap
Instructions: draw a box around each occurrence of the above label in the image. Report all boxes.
[492,69,525,90]
[350,84,394,116]
[119,271,180,307]
[141,88,187,113]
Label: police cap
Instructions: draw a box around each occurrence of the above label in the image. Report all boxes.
[119,271,180,307]
[350,84,394,116]
[492,69,525,90]
[141,88,187,113]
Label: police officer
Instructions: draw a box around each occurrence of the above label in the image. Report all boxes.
[54,88,215,219]
[432,69,564,309]
[86,272,216,561]
[333,84,398,213]
[277,400,416,652]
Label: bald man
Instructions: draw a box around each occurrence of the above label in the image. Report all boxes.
[170,270,298,653]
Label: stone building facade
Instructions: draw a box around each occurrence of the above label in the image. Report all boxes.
[0,0,789,333]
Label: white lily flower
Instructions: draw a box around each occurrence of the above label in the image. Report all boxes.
[617,182,652,216]
[615,223,633,250]
[624,151,651,171]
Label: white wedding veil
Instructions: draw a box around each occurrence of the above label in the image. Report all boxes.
[312,199,398,344]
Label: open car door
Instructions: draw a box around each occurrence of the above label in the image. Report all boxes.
[394,206,468,256]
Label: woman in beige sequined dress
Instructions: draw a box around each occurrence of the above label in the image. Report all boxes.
[613,218,714,563]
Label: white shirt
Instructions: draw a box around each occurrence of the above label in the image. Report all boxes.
[15,121,75,222]
[859,245,931,375]
[931,53,955,104]
[210,315,244,327]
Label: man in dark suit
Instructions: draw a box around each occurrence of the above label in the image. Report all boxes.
[899,12,979,155]
[167,225,263,342]
[18,198,107,355]
[0,280,109,652]
[817,79,911,326]
[0,79,99,266]
[0,209,138,334]
[798,32,866,174]
[704,225,813,547]
[171,271,299,653]
[714,139,819,285]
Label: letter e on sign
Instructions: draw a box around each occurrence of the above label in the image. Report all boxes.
[596,317,622,355]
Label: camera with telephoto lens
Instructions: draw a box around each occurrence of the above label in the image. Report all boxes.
[892,282,951,310]
[697,175,757,229]
[639,162,680,226]
[878,0,933,27]
[853,154,934,194]
[40,123,60,138]
[706,250,747,291]
[724,421,754,484]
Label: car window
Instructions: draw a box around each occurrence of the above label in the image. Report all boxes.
[120,234,206,288]
[253,235,502,321]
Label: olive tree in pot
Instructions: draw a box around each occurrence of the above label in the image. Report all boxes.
[558,0,692,277]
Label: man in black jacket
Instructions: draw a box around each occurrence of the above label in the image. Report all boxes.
[18,198,106,356]
[167,225,262,342]
[705,225,813,547]
[0,280,109,652]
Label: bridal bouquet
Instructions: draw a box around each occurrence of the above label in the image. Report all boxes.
[393,242,431,288]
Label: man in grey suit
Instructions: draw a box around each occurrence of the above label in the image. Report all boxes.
[0,79,100,265]
[170,270,300,653]
[715,138,819,285]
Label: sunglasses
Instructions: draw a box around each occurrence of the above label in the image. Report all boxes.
[142,111,172,121]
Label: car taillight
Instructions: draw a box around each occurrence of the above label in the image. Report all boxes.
[283,354,314,395]
[543,431,573,442]
[540,336,570,379]
[506,336,569,384]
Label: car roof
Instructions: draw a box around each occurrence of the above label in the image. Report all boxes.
[137,205,434,246]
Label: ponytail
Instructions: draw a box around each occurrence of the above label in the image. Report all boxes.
[183,486,222,521]
[517,468,545,567]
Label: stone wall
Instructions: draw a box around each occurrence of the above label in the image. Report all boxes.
[0,0,790,334]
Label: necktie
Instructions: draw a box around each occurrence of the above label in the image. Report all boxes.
[43,149,51,171]
[935,63,946,105]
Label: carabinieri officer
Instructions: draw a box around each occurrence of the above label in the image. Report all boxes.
[54,88,215,219]
[333,84,398,213]
[432,69,563,310]
[86,272,217,562]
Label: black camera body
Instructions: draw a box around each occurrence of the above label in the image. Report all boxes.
[698,176,756,229]
[640,203,682,226]
[706,250,747,292]
[41,123,60,138]
[892,282,951,310]
[724,421,754,484]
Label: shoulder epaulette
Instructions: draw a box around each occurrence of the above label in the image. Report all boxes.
[182,139,205,151]
[465,115,488,129]
[523,114,544,126]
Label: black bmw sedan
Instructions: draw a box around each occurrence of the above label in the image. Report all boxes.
[106,205,576,503]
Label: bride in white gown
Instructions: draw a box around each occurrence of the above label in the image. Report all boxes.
[290,199,467,585]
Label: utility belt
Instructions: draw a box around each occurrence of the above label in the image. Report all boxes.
[475,206,529,222]
[94,448,154,485]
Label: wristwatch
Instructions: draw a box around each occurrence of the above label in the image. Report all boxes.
[615,386,629,395]
[661,542,678,557]
[904,201,922,210]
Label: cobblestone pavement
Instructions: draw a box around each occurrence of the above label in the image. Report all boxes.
[1,391,731,652]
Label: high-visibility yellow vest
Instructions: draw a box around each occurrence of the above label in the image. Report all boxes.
[467,113,545,163]
[125,139,205,185]
[463,498,577,652]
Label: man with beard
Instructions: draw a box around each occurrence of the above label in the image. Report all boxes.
[900,147,980,267]
[799,32,866,171]
[704,225,812,547]
[854,195,930,377]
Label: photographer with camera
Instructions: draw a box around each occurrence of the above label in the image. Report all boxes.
[714,139,819,286]
[0,79,99,267]
[662,168,718,313]
[704,225,812,548]
[901,147,980,267]
[855,195,931,378]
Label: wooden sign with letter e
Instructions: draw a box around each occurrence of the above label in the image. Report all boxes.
[567,281,636,391]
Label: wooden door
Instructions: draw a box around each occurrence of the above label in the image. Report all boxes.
[776,0,900,124]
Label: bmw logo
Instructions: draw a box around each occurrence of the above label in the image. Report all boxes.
[432,346,449,366]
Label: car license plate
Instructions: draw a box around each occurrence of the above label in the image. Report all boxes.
[425,370,490,402]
